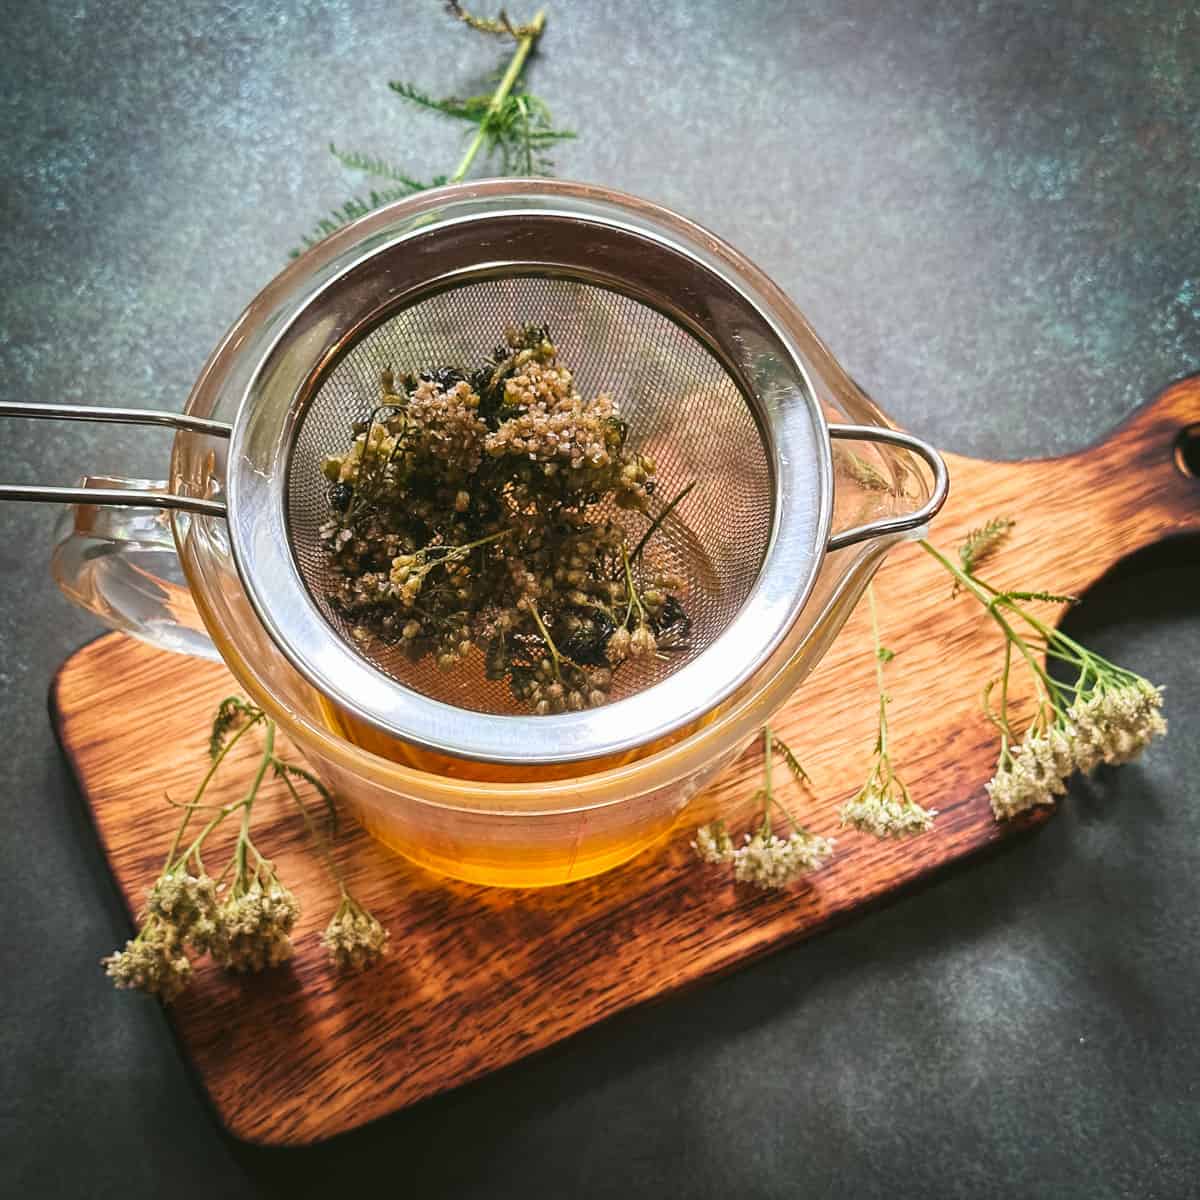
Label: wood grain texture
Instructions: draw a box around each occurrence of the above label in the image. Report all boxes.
[52,377,1199,1145]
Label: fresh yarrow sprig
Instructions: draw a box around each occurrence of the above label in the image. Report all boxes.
[298,3,574,254]
[921,527,1168,820]
[103,698,389,1001]
[692,726,834,890]
[838,585,937,838]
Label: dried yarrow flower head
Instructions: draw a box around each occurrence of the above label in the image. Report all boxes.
[144,868,227,956]
[922,523,1167,822]
[692,727,834,889]
[321,896,391,972]
[191,713,302,974]
[274,758,392,976]
[317,325,695,715]
[103,916,192,1004]
[212,876,301,973]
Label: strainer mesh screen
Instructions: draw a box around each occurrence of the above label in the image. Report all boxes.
[286,276,773,715]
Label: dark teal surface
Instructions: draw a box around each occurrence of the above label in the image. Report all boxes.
[0,2,1197,1197]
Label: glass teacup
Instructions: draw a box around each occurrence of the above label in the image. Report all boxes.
[31,181,946,886]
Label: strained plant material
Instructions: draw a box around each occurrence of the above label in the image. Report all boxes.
[318,325,693,714]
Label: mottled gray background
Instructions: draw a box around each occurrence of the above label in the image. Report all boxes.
[1,1,1197,1197]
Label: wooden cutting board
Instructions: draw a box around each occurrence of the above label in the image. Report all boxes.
[51,377,1199,1145]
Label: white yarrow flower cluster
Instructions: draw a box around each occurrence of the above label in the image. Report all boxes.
[839,782,937,838]
[691,729,836,890]
[987,681,1166,821]
[730,830,835,891]
[986,724,1075,820]
[1067,679,1167,772]
[690,821,735,864]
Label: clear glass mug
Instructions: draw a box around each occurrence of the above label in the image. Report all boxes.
[36,181,946,887]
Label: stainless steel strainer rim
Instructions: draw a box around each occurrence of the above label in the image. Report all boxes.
[224,186,833,765]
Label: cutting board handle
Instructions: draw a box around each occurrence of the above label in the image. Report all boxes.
[938,374,1199,599]
[1081,371,1198,513]
[1068,373,1200,557]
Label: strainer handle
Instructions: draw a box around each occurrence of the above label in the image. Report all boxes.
[826,425,950,550]
[0,402,229,659]
[0,401,229,516]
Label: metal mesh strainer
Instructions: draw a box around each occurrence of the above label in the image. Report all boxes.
[285,275,772,714]
[0,182,947,766]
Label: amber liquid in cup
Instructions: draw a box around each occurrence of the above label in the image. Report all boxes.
[315,695,710,886]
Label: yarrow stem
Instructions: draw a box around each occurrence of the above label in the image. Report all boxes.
[838,585,937,839]
[870,587,888,757]
[165,704,264,873]
[620,542,647,630]
[630,479,697,562]
[449,9,546,182]
[230,720,276,891]
[279,767,390,971]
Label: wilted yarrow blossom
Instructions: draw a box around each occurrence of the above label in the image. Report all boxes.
[731,829,835,891]
[102,916,192,1003]
[690,820,735,864]
[145,869,222,953]
[211,879,301,973]
[839,780,937,838]
[1067,678,1167,773]
[321,897,390,972]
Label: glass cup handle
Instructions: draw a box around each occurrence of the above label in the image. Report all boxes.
[826,425,950,550]
[51,476,221,661]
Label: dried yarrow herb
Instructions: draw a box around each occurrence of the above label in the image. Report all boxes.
[319,325,693,714]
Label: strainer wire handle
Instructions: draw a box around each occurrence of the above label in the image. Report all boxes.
[0,401,230,517]
[826,424,949,551]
